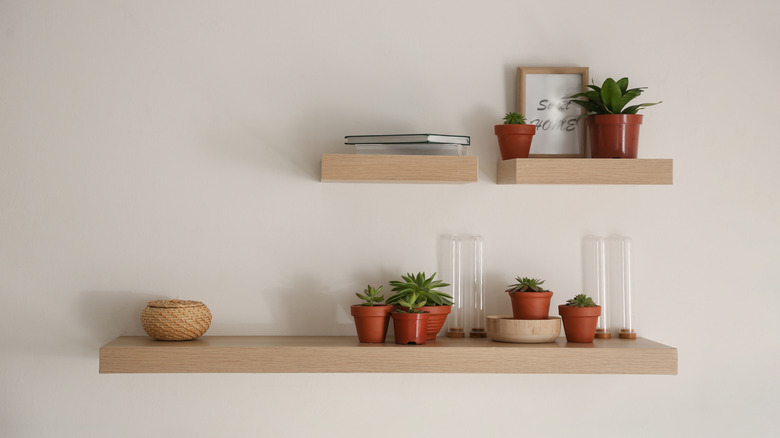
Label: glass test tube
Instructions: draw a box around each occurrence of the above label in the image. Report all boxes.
[470,236,486,338]
[584,236,610,338]
[447,236,465,338]
[618,237,636,339]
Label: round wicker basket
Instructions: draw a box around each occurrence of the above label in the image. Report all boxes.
[141,299,212,341]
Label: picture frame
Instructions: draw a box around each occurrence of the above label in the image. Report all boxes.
[517,67,589,157]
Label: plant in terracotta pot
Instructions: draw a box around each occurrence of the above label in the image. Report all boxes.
[387,272,452,341]
[495,112,537,160]
[568,77,661,158]
[390,293,430,345]
[558,293,601,343]
[350,284,392,343]
[506,277,553,320]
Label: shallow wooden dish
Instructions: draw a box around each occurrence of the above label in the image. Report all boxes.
[486,315,561,344]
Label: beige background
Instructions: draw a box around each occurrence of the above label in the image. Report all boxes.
[1,0,778,436]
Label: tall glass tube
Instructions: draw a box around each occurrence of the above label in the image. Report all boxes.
[447,237,465,338]
[584,236,610,338]
[470,236,486,338]
[618,237,636,339]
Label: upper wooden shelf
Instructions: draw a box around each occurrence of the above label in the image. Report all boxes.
[321,154,478,184]
[497,158,673,185]
[99,336,677,375]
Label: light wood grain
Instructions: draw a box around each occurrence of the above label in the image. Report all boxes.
[99,335,677,375]
[487,315,561,344]
[497,158,673,185]
[321,154,478,183]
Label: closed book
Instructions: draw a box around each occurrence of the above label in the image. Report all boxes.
[354,143,466,156]
[345,133,470,145]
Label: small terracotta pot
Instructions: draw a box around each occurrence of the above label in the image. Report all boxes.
[495,124,536,160]
[396,305,451,340]
[586,114,643,158]
[508,291,553,320]
[558,305,601,343]
[391,311,430,345]
[351,304,392,343]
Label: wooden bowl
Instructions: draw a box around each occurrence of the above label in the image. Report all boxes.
[486,315,561,344]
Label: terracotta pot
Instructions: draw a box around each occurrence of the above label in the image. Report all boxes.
[396,305,451,340]
[351,304,392,343]
[391,311,430,345]
[558,305,601,343]
[586,114,643,158]
[508,291,553,320]
[495,124,536,160]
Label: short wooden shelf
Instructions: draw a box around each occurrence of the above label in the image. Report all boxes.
[321,154,478,184]
[99,336,677,375]
[497,158,673,185]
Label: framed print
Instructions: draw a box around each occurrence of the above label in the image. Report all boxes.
[517,67,589,157]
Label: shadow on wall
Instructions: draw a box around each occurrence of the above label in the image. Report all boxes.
[201,104,502,183]
[78,290,163,350]
[201,107,413,183]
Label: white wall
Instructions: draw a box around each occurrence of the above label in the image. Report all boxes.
[2,0,778,436]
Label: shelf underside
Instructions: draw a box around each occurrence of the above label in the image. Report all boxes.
[497,158,673,184]
[321,154,478,183]
[100,336,677,375]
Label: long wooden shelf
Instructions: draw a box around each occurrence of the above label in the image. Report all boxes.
[321,154,478,183]
[497,158,673,184]
[99,336,677,375]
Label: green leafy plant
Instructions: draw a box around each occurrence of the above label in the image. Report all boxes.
[568,77,661,115]
[565,294,597,307]
[503,112,527,124]
[395,293,427,313]
[387,272,452,306]
[506,277,549,293]
[355,284,384,306]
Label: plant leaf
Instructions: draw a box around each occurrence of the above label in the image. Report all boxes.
[600,78,622,114]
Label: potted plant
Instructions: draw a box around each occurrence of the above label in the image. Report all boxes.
[506,277,553,320]
[495,112,537,160]
[387,272,452,341]
[350,284,392,343]
[390,293,430,345]
[558,293,601,343]
[568,77,661,158]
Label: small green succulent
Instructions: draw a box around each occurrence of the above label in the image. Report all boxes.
[506,277,549,293]
[567,77,661,115]
[395,293,427,313]
[503,112,527,124]
[387,272,452,306]
[355,284,384,306]
[565,294,597,307]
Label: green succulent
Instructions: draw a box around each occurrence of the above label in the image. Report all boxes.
[395,293,427,313]
[503,112,527,124]
[506,277,549,293]
[565,294,597,307]
[355,284,384,306]
[567,77,661,115]
[387,272,452,306]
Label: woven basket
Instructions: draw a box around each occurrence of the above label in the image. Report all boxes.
[141,299,212,341]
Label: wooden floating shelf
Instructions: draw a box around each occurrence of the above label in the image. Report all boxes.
[321,154,478,184]
[497,158,673,185]
[99,336,677,375]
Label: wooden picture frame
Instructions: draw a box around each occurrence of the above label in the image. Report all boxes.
[517,67,589,157]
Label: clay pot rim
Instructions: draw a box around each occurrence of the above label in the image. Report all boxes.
[350,304,392,308]
[506,290,553,296]
[391,311,430,317]
[586,114,643,125]
[558,304,601,316]
[495,124,537,135]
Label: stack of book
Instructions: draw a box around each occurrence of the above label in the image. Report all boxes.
[344,134,470,156]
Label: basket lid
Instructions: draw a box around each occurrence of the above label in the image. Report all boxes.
[146,299,205,309]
